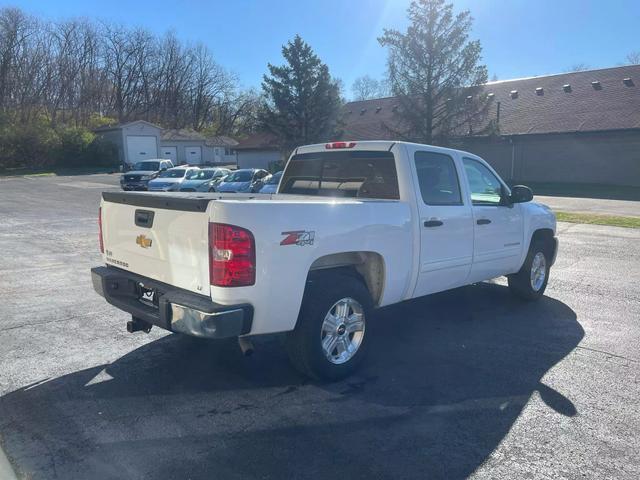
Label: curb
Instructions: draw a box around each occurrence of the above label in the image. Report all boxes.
[0,445,18,480]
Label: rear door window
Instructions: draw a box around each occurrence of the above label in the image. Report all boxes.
[280,150,399,199]
[414,151,462,206]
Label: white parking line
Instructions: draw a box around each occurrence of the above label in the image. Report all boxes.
[0,445,18,480]
[56,181,118,189]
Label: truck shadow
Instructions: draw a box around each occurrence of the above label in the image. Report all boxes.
[0,283,582,480]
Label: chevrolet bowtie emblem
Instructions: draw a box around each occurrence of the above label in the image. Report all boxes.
[136,234,152,248]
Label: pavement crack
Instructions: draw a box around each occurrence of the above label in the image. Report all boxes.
[576,345,639,363]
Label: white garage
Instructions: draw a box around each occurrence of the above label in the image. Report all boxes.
[126,136,158,163]
[160,146,178,163]
[185,146,202,165]
[94,120,162,168]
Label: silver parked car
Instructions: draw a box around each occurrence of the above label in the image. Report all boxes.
[147,166,200,192]
[178,168,231,192]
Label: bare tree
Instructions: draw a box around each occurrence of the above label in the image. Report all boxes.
[351,75,386,100]
[0,7,256,136]
[568,63,591,72]
[626,51,640,65]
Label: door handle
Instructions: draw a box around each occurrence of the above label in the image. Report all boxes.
[424,220,444,227]
[476,218,491,225]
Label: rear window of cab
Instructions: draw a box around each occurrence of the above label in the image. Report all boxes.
[280,151,400,200]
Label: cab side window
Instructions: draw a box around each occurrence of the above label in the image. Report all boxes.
[462,158,503,206]
[414,151,462,206]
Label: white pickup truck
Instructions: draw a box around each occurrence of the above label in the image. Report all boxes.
[92,141,557,380]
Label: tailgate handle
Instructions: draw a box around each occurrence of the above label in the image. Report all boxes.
[135,210,155,228]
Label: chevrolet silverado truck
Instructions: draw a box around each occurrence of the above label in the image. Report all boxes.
[92,141,558,380]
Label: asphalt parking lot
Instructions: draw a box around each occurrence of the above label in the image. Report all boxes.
[1,173,639,480]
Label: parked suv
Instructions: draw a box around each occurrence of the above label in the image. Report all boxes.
[120,159,173,191]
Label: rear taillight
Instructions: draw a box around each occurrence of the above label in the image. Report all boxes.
[325,141,356,149]
[209,223,255,287]
[98,207,104,254]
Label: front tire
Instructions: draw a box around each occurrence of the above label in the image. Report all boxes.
[508,241,550,300]
[285,273,373,381]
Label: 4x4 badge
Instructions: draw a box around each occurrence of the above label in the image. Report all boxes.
[280,231,315,246]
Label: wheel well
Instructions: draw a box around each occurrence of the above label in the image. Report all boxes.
[531,228,555,258]
[308,252,385,306]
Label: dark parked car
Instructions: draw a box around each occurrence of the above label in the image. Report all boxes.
[120,159,173,191]
[215,168,270,193]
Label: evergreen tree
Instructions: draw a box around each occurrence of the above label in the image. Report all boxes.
[379,0,490,144]
[261,35,342,151]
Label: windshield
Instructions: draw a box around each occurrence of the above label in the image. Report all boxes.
[186,170,214,180]
[158,169,186,178]
[266,172,283,185]
[224,171,252,182]
[133,161,160,171]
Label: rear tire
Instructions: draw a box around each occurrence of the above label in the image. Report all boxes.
[508,240,550,300]
[285,272,373,381]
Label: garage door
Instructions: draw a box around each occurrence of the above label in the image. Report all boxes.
[185,146,202,165]
[160,146,177,163]
[126,136,157,163]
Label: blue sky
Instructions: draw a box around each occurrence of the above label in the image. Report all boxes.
[15,0,640,97]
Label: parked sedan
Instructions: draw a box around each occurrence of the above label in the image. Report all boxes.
[147,166,200,192]
[258,171,283,194]
[178,168,231,192]
[120,159,173,191]
[215,169,270,193]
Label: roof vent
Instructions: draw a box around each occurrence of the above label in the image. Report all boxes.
[487,92,495,99]
[510,90,518,99]
[591,81,602,90]
[563,84,572,92]
[466,95,473,103]
[360,109,366,115]
[535,87,544,95]
[375,106,382,113]
[623,78,634,86]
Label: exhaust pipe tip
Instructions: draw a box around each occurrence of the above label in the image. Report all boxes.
[238,337,254,356]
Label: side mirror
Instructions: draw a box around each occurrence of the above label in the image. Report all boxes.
[509,185,533,203]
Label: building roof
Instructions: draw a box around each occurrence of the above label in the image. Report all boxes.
[205,135,238,147]
[161,129,207,142]
[93,119,161,132]
[342,64,640,140]
[234,131,280,150]
[161,130,239,147]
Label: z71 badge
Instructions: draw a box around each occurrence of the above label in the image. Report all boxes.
[280,230,315,246]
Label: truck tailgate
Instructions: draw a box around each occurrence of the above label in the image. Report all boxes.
[101,192,211,295]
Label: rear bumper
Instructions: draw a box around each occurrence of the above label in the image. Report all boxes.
[91,266,253,338]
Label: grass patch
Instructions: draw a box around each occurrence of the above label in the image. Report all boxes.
[0,166,118,177]
[512,182,640,201]
[556,211,640,229]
